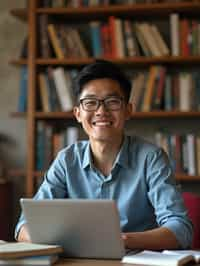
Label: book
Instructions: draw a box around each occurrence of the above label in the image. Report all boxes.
[17,66,28,112]
[142,66,159,111]
[163,250,200,263]
[170,13,180,56]
[90,21,102,57]
[52,67,74,111]
[38,72,51,112]
[122,250,195,266]
[47,24,65,59]
[0,254,58,265]
[0,242,63,259]
[123,20,140,57]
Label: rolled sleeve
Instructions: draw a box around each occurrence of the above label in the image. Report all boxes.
[146,148,193,248]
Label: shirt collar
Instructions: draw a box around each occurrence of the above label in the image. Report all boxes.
[82,141,93,169]
[114,135,129,169]
[82,135,130,170]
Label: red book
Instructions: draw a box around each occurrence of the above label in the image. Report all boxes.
[108,16,117,58]
[153,66,166,110]
[100,24,112,58]
[180,19,190,56]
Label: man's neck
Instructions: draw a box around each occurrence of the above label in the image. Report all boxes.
[90,136,124,176]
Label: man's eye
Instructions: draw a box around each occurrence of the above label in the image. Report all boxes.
[107,99,120,105]
[84,100,97,106]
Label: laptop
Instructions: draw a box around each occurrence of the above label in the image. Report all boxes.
[20,198,125,259]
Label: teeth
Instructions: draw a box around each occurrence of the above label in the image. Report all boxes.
[94,122,111,126]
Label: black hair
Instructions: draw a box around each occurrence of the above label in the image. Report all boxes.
[74,60,132,103]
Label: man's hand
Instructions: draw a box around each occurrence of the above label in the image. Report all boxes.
[121,227,180,250]
[17,224,31,242]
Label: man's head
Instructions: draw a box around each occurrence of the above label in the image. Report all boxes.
[74,60,132,103]
[73,60,132,145]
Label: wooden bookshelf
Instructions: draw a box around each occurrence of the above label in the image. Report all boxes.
[10,56,200,67]
[11,2,200,22]
[11,111,200,120]
[10,8,27,21]
[10,1,200,195]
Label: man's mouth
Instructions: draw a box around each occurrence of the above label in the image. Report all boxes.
[92,121,112,126]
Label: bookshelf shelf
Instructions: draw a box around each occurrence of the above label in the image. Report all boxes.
[8,168,26,177]
[9,59,27,66]
[37,2,200,18]
[11,112,26,118]
[10,56,200,67]
[11,111,200,120]
[10,8,27,21]
[10,2,200,23]
[176,174,200,182]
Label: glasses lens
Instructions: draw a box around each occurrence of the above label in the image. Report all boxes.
[105,97,122,110]
[81,98,98,111]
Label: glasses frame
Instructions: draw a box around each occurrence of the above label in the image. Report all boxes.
[79,96,125,112]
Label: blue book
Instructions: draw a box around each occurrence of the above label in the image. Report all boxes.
[17,66,28,112]
[90,21,102,57]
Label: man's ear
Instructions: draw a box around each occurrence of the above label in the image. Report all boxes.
[73,106,82,123]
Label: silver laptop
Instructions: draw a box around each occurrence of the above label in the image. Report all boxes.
[20,198,125,259]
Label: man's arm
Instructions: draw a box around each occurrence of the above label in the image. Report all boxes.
[122,227,179,250]
[17,224,31,242]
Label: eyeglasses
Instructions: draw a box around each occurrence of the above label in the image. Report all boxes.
[79,96,124,111]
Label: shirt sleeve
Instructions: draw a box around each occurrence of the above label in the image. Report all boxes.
[145,148,193,249]
[14,150,68,240]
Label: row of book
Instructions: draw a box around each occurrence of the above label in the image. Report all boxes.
[38,0,192,8]
[36,122,79,170]
[171,14,200,56]
[38,67,77,112]
[17,66,77,112]
[155,132,200,176]
[17,66,200,113]
[129,66,200,112]
[37,16,200,59]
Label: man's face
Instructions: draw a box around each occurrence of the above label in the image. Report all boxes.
[74,78,132,144]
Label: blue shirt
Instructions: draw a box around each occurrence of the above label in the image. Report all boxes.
[15,135,193,248]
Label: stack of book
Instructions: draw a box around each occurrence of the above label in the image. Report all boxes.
[122,249,200,266]
[0,241,63,265]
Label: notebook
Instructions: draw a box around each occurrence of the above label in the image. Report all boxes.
[20,198,125,259]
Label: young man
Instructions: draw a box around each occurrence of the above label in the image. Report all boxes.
[15,60,193,249]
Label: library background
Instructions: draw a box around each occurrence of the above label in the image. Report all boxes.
[1,0,200,242]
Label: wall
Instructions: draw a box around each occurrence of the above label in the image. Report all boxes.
[0,0,27,238]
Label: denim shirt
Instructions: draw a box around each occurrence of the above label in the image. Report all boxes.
[15,135,193,248]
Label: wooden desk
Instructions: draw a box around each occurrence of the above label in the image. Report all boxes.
[56,259,123,266]
[55,258,200,266]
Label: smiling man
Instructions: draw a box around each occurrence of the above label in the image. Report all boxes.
[15,60,193,250]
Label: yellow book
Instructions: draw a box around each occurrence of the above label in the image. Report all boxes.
[142,66,159,112]
[47,24,65,59]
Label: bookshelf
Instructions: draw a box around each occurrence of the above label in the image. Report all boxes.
[10,1,200,196]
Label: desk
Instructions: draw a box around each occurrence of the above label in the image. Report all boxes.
[56,259,122,266]
[55,258,200,266]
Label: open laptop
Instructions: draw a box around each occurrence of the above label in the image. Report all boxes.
[20,198,125,259]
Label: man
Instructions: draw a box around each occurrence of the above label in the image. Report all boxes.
[15,60,193,249]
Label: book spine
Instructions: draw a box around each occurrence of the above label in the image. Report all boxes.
[170,13,180,56]
[17,66,28,112]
